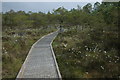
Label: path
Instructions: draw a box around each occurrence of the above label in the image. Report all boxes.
[16,30,61,78]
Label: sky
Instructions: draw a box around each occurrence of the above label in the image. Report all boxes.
[2,0,103,13]
[2,0,103,2]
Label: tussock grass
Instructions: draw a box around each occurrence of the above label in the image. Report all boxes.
[2,28,56,79]
[53,27,120,78]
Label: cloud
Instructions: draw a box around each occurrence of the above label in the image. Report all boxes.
[2,2,97,13]
[3,0,103,2]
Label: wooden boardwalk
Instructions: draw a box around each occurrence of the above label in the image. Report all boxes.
[16,30,61,78]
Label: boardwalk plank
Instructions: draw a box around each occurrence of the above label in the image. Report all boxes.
[17,31,61,78]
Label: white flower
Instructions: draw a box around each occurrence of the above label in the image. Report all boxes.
[99,50,102,52]
[85,48,88,51]
[5,51,8,54]
[72,48,74,50]
[86,72,88,74]
[77,61,81,63]
[117,58,119,61]
[101,66,104,70]
[93,50,96,53]
[85,46,87,47]
[64,44,67,48]
[104,51,107,53]
[108,55,110,58]
[68,49,70,51]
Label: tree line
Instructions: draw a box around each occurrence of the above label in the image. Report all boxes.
[2,2,119,29]
[2,1,120,78]
[52,2,120,78]
[2,2,120,52]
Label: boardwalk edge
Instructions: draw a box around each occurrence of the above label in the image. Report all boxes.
[16,30,60,79]
[50,30,62,79]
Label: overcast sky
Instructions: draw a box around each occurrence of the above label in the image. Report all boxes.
[2,1,102,13]
[3,0,103,2]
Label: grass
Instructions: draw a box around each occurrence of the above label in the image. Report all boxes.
[2,27,57,79]
[53,27,120,78]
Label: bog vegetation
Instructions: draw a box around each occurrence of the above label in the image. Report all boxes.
[2,2,120,79]
[53,2,120,78]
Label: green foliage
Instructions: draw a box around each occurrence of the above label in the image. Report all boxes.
[2,1,120,78]
[83,3,92,13]
[2,28,56,79]
[53,2,119,78]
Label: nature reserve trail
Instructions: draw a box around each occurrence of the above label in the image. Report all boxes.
[16,30,61,78]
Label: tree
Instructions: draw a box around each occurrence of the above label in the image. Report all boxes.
[93,2,101,11]
[53,7,68,24]
[83,3,92,13]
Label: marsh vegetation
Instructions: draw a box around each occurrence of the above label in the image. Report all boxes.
[53,2,120,78]
[2,2,120,79]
